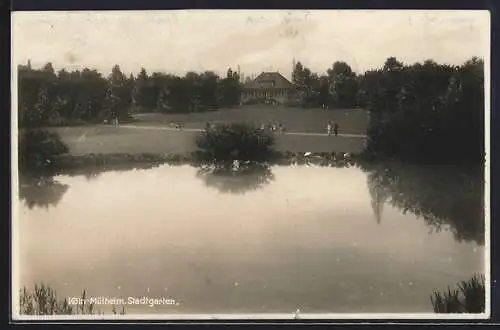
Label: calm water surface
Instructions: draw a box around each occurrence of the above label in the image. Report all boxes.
[17,163,484,314]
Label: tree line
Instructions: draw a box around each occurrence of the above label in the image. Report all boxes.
[17,63,242,127]
[291,60,358,108]
[360,57,484,164]
[292,57,484,163]
[18,56,484,164]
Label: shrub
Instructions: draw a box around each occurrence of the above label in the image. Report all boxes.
[195,122,275,163]
[430,274,485,313]
[18,129,70,173]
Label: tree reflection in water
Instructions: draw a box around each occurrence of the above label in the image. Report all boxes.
[72,162,167,182]
[18,162,167,209]
[196,162,275,195]
[196,154,357,195]
[367,169,390,225]
[362,161,484,245]
[19,176,70,210]
[18,154,484,246]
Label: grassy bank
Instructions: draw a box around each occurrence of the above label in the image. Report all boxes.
[48,125,366,156]
[18,121,366,177]
[38,106,367,156]
[52,150,359,173]
[129,106,369,134]
[18,150,361,179]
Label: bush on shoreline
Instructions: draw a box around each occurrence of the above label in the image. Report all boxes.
[18,150,361,178]
[195,123,276,163]
[18,129,70,174]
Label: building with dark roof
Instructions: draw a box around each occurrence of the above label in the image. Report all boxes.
[241,71,298,105]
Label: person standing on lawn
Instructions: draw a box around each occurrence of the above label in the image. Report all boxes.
[333,122,339,136]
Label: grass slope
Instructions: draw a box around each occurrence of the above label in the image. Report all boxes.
[132,106,369,134]
[48,106,368,155]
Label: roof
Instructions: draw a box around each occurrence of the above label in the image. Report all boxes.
[243,72,296,89]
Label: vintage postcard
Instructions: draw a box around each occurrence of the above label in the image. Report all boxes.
[11,9,490,320]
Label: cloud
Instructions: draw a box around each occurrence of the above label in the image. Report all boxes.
[12,10,489,76]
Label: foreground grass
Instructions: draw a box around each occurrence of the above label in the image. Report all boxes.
[430,274,485,313]
[20,276,484,315]
[19,283,126,315]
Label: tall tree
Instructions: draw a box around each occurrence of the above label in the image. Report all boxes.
[292,61,304,87]
[132,68,155,111]
[220,67,241,107]
[327,61,358,108]
[199,71,220,110]
[42,62,56,75]
[317,75,331,106]
[383,57,404,72]
[105,65,132,119]
[25,86,50,126]
[292,61,320,106]
[149,72,170,111]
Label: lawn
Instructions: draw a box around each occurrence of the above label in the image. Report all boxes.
[47,106,369,156]
[50,126,198,155]
[51,125,366,155]
[130,105,370,134]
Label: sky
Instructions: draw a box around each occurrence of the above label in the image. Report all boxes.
[12,10,490,80]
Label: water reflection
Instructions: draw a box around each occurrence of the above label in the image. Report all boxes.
[69,163,166,182]
[18,162,170,208]
[196,162,275,194]
[19,177,69,209]
[362,162,484,245]
[18,157,484,246]
[367,169,390,225]
[18,161,484,314]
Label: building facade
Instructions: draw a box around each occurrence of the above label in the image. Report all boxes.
[241,72,297,105]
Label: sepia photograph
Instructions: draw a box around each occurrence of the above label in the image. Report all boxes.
[11,9,490,320]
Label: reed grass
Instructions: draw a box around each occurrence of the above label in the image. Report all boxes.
[430,274,485,313]
[19,283,126,315]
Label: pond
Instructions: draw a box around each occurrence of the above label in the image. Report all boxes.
[16,161,485,315]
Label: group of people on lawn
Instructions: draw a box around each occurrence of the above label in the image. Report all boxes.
[260,122,286,135]
[327,121,340,136]
[103,111,120,126]
[104,113,339,136]
[260,121,339,136]
[204,120,340,136]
